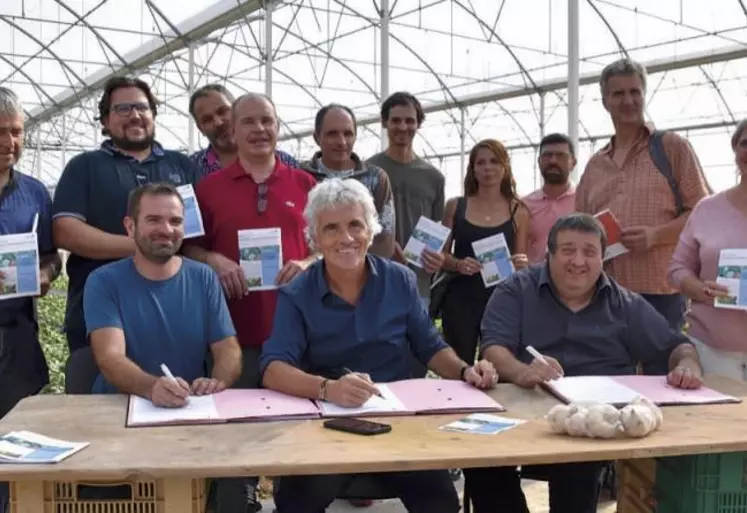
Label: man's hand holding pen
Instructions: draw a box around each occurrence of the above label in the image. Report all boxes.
[325,368,384,408]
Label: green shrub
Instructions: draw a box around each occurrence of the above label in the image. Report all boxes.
[38,275,68,394]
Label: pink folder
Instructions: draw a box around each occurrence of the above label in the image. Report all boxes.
[214,389,322,421]
[126,389,321,427]
[127,380,505,427]
[315,378,505,418]
[611,375,741,406]
[389,379,505,414]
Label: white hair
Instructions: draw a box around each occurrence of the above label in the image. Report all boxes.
[0,87,22,117]
[304,178,383,250]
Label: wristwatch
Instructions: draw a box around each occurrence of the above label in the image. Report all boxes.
[319,378,330,401]
[459,365,470,381]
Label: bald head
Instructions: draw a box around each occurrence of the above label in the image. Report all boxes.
[231,93,279,160]
[231,93,277,122]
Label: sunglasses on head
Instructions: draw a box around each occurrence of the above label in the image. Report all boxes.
[257,182,268,214]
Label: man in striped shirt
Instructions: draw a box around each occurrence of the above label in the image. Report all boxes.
[0,87,62,513]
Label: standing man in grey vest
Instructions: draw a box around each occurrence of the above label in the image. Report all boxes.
[367,92,445,305]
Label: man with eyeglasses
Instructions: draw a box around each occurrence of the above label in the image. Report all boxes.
[183,92,317,513]
[52,76,204,357]
[522,133,577,265]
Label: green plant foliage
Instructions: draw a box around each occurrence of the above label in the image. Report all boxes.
[38,275,69,394]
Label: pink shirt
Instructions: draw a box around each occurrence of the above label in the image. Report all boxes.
[669,191,747,352]
[522,185,576,264]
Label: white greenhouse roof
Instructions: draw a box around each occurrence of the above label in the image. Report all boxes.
[2,0,746,197]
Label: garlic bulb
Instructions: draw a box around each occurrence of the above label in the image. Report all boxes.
[546,404,572,434]
[584,404,622,439]
[630,395,663,429]
[620,404,658,438]
[564,408,589,437]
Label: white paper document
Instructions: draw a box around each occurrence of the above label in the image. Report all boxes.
[714,248,747,310]
[238,228,283,291]
[403,217,451,269]
[316,384,408,417]
[0,431,89,464]
[128,395,220,426]
[472,233,514,287]
[545,376,640,405]
[177,184,205,239]
[0,232,40,300]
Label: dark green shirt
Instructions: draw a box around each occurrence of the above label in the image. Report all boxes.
[366,152,445,298]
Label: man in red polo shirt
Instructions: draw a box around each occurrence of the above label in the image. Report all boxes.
[183,92,317,513]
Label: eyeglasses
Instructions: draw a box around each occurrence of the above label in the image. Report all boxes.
[257,182,268,214]
[111,102,151,117]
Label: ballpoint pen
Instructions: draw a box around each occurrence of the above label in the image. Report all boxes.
[343,367,385,399]
[160,363,190,400]
[526,346,562,380]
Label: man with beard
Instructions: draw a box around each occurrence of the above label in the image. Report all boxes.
[83,182,241,399]
[188,83,299,173]
[366,92,445,304]
[523,133,577,265]
[52,77,204,356]
[0,87,62,513]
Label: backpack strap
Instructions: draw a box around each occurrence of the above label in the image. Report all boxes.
[648,130,685,216]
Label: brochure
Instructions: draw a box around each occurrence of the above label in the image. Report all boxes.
[595,210,628,261]
[0,431,89,464]
[715,248,747,310]
[238,228,283,291]
[176,184,205,239]
[439,414,525,435]
[403,216,451,269]
[0,232,40,300]
[472,233,514,287]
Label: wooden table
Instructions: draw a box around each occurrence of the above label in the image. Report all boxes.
[2,376,747,513]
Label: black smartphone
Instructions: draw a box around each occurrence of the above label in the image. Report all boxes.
[323,417,392,436]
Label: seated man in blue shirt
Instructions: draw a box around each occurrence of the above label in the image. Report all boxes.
[84,182,241,402]
[463,213,703,513]
[260,177,497,513]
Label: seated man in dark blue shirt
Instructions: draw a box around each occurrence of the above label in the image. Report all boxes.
[463,213,703,513]
[260,177,497,513]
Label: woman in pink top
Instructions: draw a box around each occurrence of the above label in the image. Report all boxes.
[668,120,747,381]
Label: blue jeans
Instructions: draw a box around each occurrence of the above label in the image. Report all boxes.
[207,347,262,513]
[0,481,7,513]
[274,471,459,513]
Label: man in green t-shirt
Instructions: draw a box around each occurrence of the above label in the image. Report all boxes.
[367,92,445,303]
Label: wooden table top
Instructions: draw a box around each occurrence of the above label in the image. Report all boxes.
[2,375,747,481]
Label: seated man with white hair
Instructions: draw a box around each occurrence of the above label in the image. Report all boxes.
[259,178,497,513]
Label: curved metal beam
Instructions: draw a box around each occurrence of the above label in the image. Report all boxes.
[0,16,92,107]
[449,0,539,93]
[0,0,109,90]
[24,0,265,129]
[586,0,628,58]
[0,54,60,112]
[54,0,129,68]
[698,66,736,124]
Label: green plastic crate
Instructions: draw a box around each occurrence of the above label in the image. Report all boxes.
[654,452,747,513]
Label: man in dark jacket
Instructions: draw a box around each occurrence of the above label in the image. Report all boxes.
[300,104,395,259]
